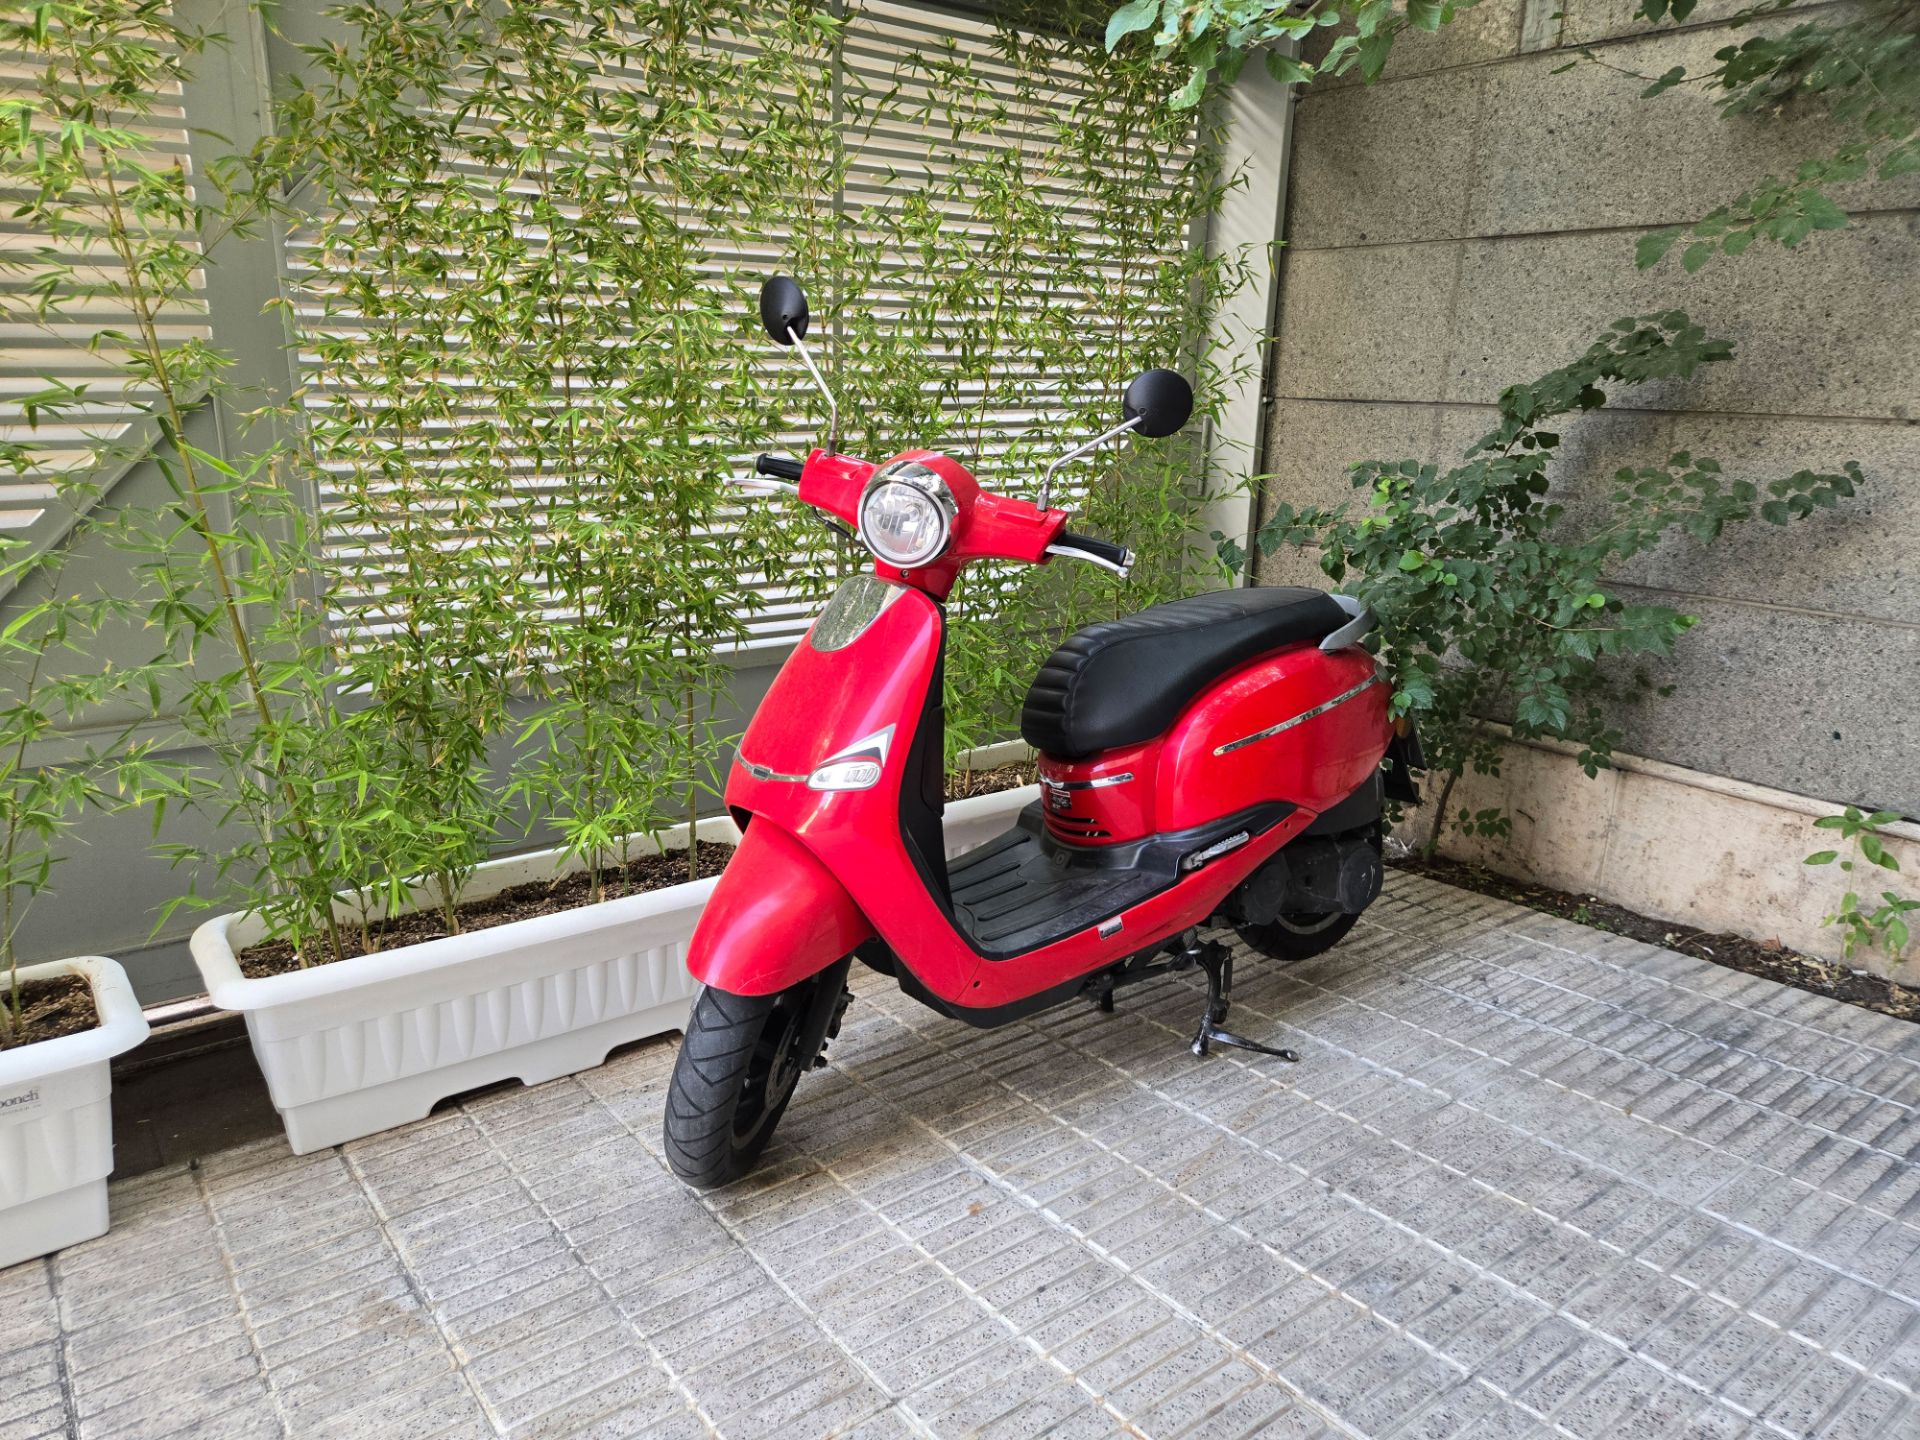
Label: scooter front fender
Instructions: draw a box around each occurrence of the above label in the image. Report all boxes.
[686,818,875,996]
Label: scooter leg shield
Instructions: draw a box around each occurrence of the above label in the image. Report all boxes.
[686,819,875,996]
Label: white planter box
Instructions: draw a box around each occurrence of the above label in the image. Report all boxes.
[0,957,149,1268]
[192,789,1041,1156]
[192,820,740,1155]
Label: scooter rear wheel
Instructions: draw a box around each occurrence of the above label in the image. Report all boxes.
[663,960,849,1189]
[1235,909,1359,963]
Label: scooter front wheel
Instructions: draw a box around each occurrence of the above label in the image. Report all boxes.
[663,958,851,1188]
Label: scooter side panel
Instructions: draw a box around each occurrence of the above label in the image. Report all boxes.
[712,582,1381,1017]
[718,584,985,1000]
[1035,644,1388,843]
[1156,645,1387,832]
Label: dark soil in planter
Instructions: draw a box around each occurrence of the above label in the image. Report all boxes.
[1397,853,1920,1024]
[1,972,99,1049]
[947,762,1036,800]
[239,840,738,979]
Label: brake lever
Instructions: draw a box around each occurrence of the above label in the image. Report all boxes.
[720,474,798,497]
[721,474,857,546]
[1045,543,1132,580]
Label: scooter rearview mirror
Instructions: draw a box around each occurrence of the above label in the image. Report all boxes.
[759,275,809,347]
[760,274,838,451]
[1123,368,1194,439]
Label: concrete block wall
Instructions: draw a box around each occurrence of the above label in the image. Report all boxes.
[1258,0,1920,825]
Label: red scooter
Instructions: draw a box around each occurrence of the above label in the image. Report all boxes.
[663,277,1421,1187]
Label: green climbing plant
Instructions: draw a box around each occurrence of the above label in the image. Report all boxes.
[1627,0,1919,270]
[1107,0,1918,269]
[1104,0,1483,105]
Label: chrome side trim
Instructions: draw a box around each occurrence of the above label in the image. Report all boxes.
[739,759,809,784]
[1319,593,1375,652]
[1183,829,1251,871]
[1212,675,1382,757]
[1041,771,1135,792]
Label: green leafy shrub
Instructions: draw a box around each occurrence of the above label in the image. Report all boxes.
[1244,313,1862,850]
[1806,808,1918,962]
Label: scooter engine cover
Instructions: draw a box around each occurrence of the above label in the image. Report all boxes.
[1227,853,1290,927]
[1260,833,1381,916]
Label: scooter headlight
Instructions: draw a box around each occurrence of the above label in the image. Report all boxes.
[858,461,955,569]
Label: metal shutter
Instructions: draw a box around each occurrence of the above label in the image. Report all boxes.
[0,22,211,569]
[292,0,1200,654]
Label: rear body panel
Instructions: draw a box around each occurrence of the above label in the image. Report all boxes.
[690,575,1392,1014]
[1035,645,1387,845]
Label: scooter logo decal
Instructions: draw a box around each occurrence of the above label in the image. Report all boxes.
[807,726,895,793]
[739,726,896,789]
[741,760,809,784]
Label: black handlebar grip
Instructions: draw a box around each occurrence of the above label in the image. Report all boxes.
[754,453,805,481]
[1059,530,1131,567]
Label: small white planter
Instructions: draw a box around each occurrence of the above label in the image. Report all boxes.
[943,783,1040,857]
[0,956,150,1268]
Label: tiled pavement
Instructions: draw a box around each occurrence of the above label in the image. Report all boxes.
[10,873,1920,1439]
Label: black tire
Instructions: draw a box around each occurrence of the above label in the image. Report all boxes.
[663,959,850,1188]
[1235,908,1360,963]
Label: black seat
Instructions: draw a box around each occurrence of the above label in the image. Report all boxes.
[1019,587,1350,759]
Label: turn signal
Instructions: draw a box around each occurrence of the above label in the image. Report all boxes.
[807,758,883,792]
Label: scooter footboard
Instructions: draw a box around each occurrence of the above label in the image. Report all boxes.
[686,819,875,996]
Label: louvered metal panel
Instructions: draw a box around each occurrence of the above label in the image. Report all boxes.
[0,28,211,558]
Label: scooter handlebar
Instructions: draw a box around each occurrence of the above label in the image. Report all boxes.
[1046,530,1132,578]
[754,453,806,481]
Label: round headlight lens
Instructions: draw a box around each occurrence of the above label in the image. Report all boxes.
[858,462,954,568]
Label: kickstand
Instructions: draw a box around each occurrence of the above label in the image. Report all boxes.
[1191,941,1297,1062]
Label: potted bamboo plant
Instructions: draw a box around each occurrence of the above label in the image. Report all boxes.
[0,3,181,1264]
[0,566,150,1266]
[12,0,1218,1160]
[176,2,819,1153]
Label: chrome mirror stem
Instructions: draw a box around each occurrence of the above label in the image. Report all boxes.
[1038,415,1141,511]
[789,327,839,454]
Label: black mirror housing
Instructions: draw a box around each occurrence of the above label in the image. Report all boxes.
[759,275,809,346]
[1122,368,1193,438]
